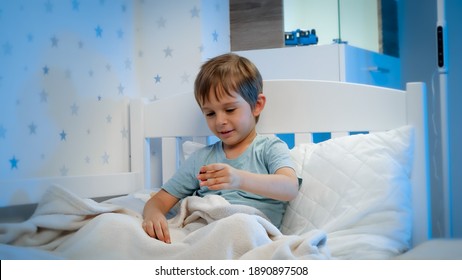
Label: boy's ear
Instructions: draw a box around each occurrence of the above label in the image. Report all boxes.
[253,93,266,117]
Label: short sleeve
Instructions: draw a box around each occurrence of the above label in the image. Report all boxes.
[161,150,201,199]
[264,137,296,174]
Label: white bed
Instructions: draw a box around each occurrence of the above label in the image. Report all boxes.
[1,79,460,260]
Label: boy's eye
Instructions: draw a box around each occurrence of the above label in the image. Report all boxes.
[205,112,215,117]
[226,108,236,113]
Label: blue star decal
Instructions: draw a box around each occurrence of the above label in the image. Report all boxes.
[10,156,19,169]
[118,83,124,95]
[101,152,110,164]
[28,122,37,134]
[0,125,6,138]
[190,6,200,18]
[117,28,124,39]
[51,35,58,47]
[106,115,112,123]
[181,72,190,83]
[43,66,49,75]
[72,0,80,11]
[157,17,166,28]
[45,0,53,13]
[121,127,128,138]
[60,165,69,176]
[3,42,12,55]
[60,130,67,141]
[70,102,79,115]
[125,59,131,69]
[95,25,103,37]
[212,30,219,42]
[163,46,173,57]
[39,90,48,102]
[154,74,161,83]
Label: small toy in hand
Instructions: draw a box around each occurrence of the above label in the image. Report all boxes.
[199,170,207,182]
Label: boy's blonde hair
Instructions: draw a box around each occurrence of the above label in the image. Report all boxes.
[194,53,263,121]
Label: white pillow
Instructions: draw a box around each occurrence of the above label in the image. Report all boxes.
[281,126,414,259]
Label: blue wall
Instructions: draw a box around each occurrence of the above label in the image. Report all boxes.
[0,0,230,180]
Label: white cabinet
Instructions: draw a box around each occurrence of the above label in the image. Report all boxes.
[235,44,401,89]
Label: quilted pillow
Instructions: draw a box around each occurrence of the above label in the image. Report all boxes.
[281,126,414,259]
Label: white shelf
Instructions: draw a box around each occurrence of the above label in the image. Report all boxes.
[235,44,401,89]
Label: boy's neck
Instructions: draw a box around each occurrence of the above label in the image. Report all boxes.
[222,131,257,159]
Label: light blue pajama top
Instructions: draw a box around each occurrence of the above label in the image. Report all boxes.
[162,134,296,228]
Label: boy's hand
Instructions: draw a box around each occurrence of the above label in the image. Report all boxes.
[142,189,178,244]
[142,209,171,244]
[197,164,242,190]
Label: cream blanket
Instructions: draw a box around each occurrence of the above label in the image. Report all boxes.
[0,186,329,259]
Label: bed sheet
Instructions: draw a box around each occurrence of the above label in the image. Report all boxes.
[393,239,462,260]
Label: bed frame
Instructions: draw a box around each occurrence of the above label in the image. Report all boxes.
[0,80,430,247]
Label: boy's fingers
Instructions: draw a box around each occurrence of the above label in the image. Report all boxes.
[163,227,171,244]
[154,221,172,244]
[159,219,171,244]
[142,219,171,244]
[201,163,225,172]
[142,220,155,238]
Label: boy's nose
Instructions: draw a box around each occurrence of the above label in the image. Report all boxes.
[216,112,227,125]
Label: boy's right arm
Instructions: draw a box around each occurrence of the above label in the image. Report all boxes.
[142,189,179,244]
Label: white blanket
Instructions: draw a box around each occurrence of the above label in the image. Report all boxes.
[0,186,329,260]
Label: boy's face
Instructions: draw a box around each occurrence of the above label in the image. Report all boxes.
[200,89,264,152]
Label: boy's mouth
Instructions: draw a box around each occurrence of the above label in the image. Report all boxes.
[219,129,234,137]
